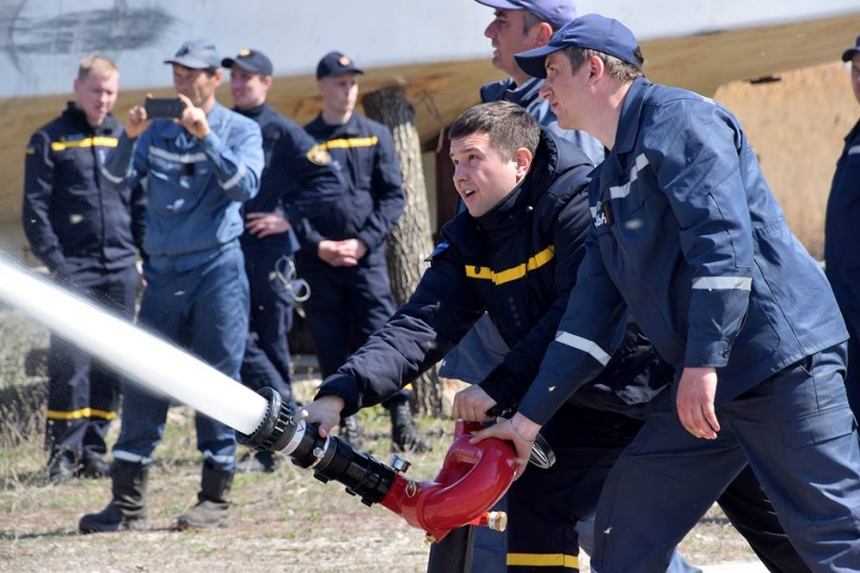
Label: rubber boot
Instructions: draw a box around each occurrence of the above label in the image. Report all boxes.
[176,465,234,530]
[389,395,432,453]
[79,460,149,533]
[339,415,364,450]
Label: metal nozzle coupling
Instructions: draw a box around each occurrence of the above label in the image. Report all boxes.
[238,387,396,507]
[481,511,507,532]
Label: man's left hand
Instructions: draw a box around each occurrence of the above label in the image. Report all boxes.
[676,366,720,439]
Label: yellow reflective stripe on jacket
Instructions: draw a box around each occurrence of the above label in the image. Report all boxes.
[507,552,579,568]
[465,246,555,286]
[50,136,119,152]
[321,136,379,150]
[46,407,117,421]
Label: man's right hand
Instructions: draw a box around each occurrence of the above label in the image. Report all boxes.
[452,385,497,422]
[126,102,152,139]
[300,395,346,438]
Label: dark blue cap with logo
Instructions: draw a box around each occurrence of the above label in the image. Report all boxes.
[474,0,577,30]
[515,14,642,79]
[316,51,364,80]
[842,35,860,62]
[164,38,221,69]
[222,48,274,76]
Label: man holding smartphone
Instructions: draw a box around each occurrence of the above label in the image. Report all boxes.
[80,38,263,533]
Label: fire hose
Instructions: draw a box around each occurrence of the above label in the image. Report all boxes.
[0,258,553,547]
[239,387,554,543]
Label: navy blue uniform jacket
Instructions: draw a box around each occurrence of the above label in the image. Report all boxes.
[825,118,860,335]
[23,103,146,275]
[236,103,344,256]
[519,78,848,426]
[301,113,404,268]
[318,131,669,417]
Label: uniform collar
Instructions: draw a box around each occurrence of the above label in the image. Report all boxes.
[311,112,360,137]
[62,101,118,134]
[612,76,651,155]
[502,77,544,108]
[234,102,268,120]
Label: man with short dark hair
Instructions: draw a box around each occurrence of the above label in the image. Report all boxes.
[80,38,264,533]
[475,15,860,572]
[222,48,344,473]
[23,55,145,481]
[441,0,604,402]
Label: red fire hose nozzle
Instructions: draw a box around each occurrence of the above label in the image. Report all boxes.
[380,421,517,542]
[239,390,533,543]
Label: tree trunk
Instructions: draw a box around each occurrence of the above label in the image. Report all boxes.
[361,86,442,417]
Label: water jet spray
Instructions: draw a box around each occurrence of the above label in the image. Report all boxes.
[0,258,520,544]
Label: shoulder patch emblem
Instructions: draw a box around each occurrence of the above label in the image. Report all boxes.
[306,144,332,166]
[424,241,449,262]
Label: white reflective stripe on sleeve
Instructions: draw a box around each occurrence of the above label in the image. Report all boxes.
[848,145,860,156]
[148,146,207,164]
[203,451,235,465]
[113,450,152,464]
[101,166,125,184]
[220,165,246,190]
[555,331,612,366]
[692,276,752,291]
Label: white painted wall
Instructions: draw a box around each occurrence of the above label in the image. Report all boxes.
[2,0,858,99]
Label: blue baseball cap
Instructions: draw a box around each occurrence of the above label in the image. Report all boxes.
[164,38,221,70]
[222,48,274,76]
[474,0,577,30]
[316,51,364,80]
[514,14,642,79]
[842,35,860,62]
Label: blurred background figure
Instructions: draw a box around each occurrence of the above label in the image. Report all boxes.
[825,34,860,417]
[222,47,343,472]
[298,50,430,453]
[22,55,145,481]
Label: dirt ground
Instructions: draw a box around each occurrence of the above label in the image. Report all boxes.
[0,406,762,573]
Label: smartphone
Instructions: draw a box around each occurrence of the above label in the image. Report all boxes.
[144,98,184,119]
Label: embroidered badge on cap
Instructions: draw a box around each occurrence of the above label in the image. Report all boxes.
[338,56,351,66]
[306,144,332,166]
[238,48,251,57]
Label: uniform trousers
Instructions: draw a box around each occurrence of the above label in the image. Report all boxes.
[46,264,139,462]
[112,244,248,472]
[301,259,409,404]
[592,345,860,573]
[240,246,294,404]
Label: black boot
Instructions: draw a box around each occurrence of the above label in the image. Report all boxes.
[79,460,149,533]
[176,465,234,530]
[339,415,364,450]
[388,396,432,453]
[47,449,78,482]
